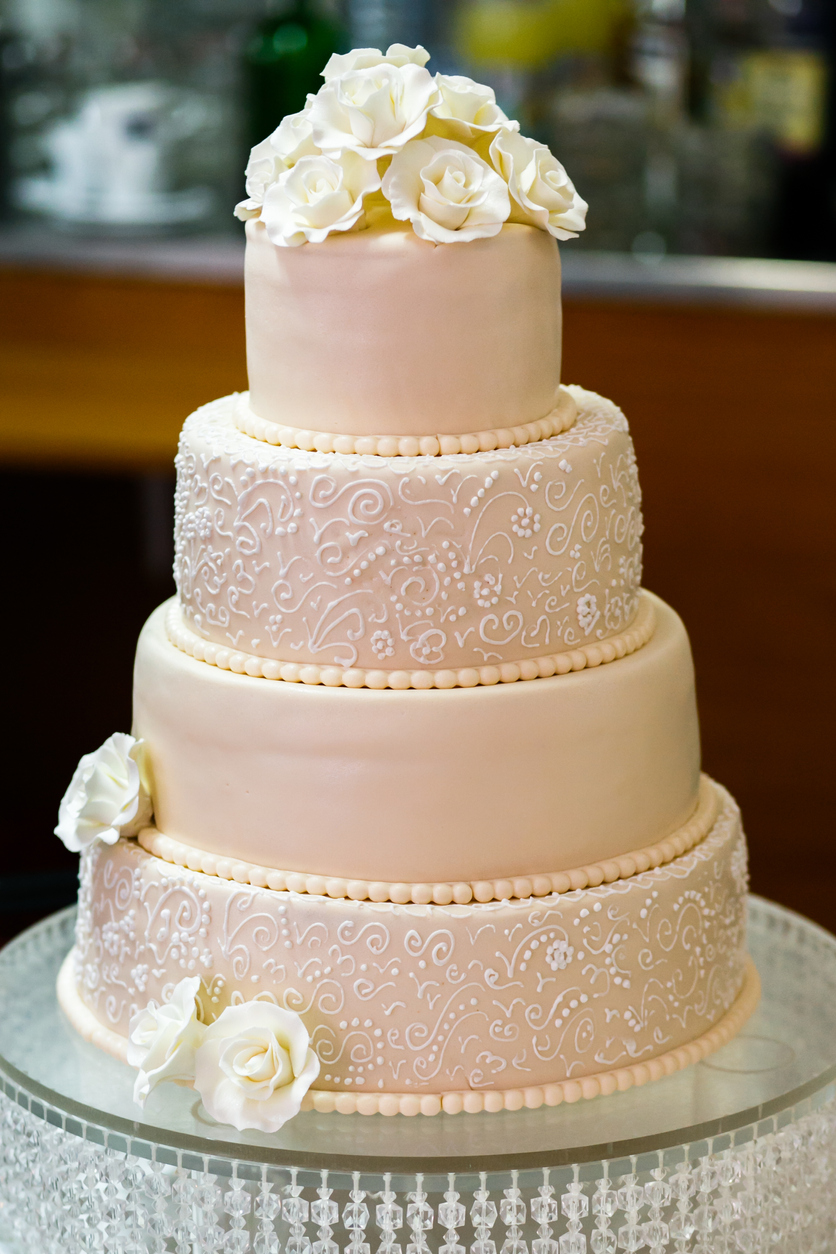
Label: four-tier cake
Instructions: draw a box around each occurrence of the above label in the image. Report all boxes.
[54,44,759,1130]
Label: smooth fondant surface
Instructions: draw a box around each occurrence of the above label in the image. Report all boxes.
[132,592,701,885]
[174,387,643,673]
[244,218,563,436]
[72,782,748,1098]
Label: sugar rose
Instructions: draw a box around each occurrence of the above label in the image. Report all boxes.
[55,732,153,852]
[193,1002,320,1133]
[234,109,319,220]
[490,129,588,240]
[128,976,205,1107]
[261,149,380,247]
[321,42,430,80]
[382,135,511,244]
[429,73,518,140]
[309,59,439,161]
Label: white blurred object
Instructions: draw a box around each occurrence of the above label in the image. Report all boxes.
[15,82,214,228]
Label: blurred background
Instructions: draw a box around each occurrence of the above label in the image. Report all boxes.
[0,0,834,939]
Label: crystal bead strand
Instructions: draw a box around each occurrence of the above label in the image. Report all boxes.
[312,1169,339,1254]
[283,1166,312,1254]
[590,1161,617,1254]
[172,1169,199,1254]
[642,1152,671,1254]
[559,1165,587,1254]
[194,1168,224,1252]
[343,1171,371,1254]
[691,1154,719,1252]
[376,1172,404,1254]
[406,1172,434,1254]
[471,1171,499,1254]
[438,1172,466,1254]
[102,1150,129,1254]
[733,1142,760,1254]
[530,1166,559,1254]
[714,1148,741,1253]
[254,1165,281,1254]
[669,1151,696,1251]
[615,1159,645,1253]
[144,1152,173,1253]
[222,1167,252,1254]
[500,1169,528,1254]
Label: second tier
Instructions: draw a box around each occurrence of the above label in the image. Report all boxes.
[133,591,700,887]
[174,385,643,676]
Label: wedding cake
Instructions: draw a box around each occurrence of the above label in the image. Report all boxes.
[55,45,758,1131]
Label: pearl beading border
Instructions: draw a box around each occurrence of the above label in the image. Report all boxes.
[165,592,655,692]
[234,387,578,457]
[137,774,719,906]
[56,950,760,1117]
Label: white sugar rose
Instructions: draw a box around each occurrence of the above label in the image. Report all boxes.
[382,135,511,244]
[309,60,439,161]
[234,109,319,220]
[193,1002,320,1133]
[55,732,152,852]
[261,149,380,247]
[490,129,588,240]
[322,43,430,80]
[128,976,204,1107]
[429,73,519,140]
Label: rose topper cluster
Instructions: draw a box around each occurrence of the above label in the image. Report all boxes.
[235,43,587,248]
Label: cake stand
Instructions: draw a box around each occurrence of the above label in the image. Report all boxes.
[0,896,834,1254]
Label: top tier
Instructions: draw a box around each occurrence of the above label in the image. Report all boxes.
[234,43,587,440]
[245,217,563,437]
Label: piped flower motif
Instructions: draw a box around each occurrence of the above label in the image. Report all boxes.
[576,593,600,636]
[193,1002,320,1134]
[370,629,395,659]
[55,733,153,853]
[127,975,205,1107]
[490,129,588,240]
[545,939,574,971]
[510,504,541,539]
[382,135,510,244]
[474,572,502,608]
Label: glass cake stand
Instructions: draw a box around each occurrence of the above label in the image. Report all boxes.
[0,896,835,1253]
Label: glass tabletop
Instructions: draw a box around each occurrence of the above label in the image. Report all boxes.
[1,896,835,1175]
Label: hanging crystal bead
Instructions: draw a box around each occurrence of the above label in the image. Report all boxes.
[344,1173,371,1254]
[312,1170,339,1254]
[376,1174,404,1254]
[439,1173,466,1254]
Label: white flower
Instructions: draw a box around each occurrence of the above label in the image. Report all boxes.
[474,573,502,608]
[234,109,320,220]
[429,73,518,140]
[382,135,510,244]
[510,504,541,538]
[490,129,588,240]
[577,594,600,635]
[309,60,439,161]
[321,43,430,80]
[193,1002,319,1133]
[545,940,574,972]
[370,629,395,659]
[127,976,204,1107]
[55,733,153,853]
[261,149,380,247]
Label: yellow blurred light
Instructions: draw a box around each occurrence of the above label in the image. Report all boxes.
[455,0,627,69]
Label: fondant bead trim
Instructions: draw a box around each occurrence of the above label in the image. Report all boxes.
[137,774,719,905]
[235,388,578,457]
[56,950,760,1117]
[165,589,656,691]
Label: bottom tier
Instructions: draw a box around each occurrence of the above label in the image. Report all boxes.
[63,781,756,1115]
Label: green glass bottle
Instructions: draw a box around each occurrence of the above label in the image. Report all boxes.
[244,0,346,147]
